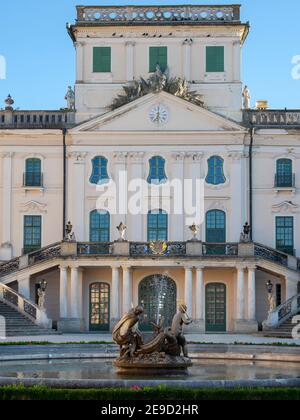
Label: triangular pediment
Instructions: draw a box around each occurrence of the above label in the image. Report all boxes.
[71,92,246,133]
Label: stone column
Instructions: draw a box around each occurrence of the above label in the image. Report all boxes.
[0,152,13,260]
[17,274,31,299]
[184,266,193,317]
[122,265,132,313]
[232,40,241,82]
[59,266,68,319]
[234,265,250,332]
[112,152,128,241]
[111,265,121,324]
[195,266,205,332]
[247,266,256,320]
[170,152,185,241]
[70,266,79,319]
[75,41,85,82]
[128,152,144,241]
[126,41,136,81]
[183,39,193,81]
[68,152,86,241]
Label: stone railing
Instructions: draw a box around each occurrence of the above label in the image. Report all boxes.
[254,243,288,267]
[0,110,75,129]
[243,110,300,128]
[0,240,299,279]
[202,242,238,256]
[263,293,300,329]
[76,5,241,24]
[0,283,51,328]
[130,242,186,257]
[77,242,113,255]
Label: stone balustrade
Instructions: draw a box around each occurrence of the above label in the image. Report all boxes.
[0,110,75,129]
[76,5,241,24]
[0,240,299,279]
[243,109,300,128]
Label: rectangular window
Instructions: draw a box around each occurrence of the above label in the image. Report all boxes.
[93,47,111,73]
[206,46,225,72]
[149,47,167,72]
[276,216,294,255]
[23,215,41,254]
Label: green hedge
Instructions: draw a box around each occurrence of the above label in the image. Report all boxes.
[0,385,299,400]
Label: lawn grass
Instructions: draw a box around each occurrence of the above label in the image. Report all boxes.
[0,385,299,400]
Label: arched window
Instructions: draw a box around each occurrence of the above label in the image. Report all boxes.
[276,159,293,187]
[147,156,167,184]
[90,156,109,185]
[147,209,168,241]
[206,156,226,185]
[89,210,110,242]
[25,158,42,187]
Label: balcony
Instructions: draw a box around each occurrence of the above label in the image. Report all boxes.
[243,109,300,129]
[75,5,241,25]
[0,110,75,129]
[274,173,295,190]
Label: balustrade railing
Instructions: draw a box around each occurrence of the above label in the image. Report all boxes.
[76,5,241,24]
[0,283,50,328]
[27,243,61,265]
[243,110,300,128]
[77,242,113,255]
[263,293,300,329]
[202,243,238,256]
[254,243,288,267]
[0,110,75,129]
[130,242,186,257]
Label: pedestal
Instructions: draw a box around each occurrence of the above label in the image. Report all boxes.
[234,319,258,333]
[57,318,84,333]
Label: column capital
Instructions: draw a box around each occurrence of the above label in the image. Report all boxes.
[111,263,121,270]
[185,152,203,162]
[247,264,257,271]
[128,152,145,162]
[195,265,205,271]
[122,264,132,271]
[59,265,68,271]
[171,152,185,162]
[68,151,87,163]
[113,152,128,163]
[0,152,14,158]
[125,41,136,47]
[236,263,247,271]
[184,265,193,271]
[182,38,193,46]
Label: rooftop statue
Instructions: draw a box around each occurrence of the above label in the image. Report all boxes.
[113,304,193,372]
[110,66,204,111]
[65,86,75,111]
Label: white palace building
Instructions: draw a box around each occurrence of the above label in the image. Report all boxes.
[0,4,299,336]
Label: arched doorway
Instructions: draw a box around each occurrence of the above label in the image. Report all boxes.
[89,283,110,331]
[205,283,226,332]
[138,275,177,331]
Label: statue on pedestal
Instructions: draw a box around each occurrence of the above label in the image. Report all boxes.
[242,85,251,109]
[188,223,199,241]
[116,222,127,241]
[240,222,251,243]
[65,86,75,110]
[65,221,76,241]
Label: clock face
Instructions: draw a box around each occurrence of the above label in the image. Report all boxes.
[149,105,168,124]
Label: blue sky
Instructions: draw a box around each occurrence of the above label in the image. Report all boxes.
[0,0,299,110]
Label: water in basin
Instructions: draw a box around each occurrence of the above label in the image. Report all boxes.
[0,359,299,381]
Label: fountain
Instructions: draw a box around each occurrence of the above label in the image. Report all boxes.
[112,304,193,374]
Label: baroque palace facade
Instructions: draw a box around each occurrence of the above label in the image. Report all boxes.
[0,4,300,335]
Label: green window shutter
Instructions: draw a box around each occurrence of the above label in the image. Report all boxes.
[93,47,111,73]
[206,46,224,72]
[149,47,167,72]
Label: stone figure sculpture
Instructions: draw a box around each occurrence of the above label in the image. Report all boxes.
[116,222,127,241]
[113,304,193,371]
[242,86,251,109]
[37,288,46,310]
[65,86,75,110]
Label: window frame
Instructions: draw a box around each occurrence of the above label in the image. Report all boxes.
[24,157,42,187]
[275,158,293,188]
[93,46,112,73]
[205,155,226,186]
[23,215,42,254]
[275,216,294,255]
[206,46,225,73]
[89,156,109,185]
[89,210,110,243]
[147,156,167,184]
[149,46,168,73]
[147,209,168,242]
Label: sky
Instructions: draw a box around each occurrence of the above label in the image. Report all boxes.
[0,0,299,110]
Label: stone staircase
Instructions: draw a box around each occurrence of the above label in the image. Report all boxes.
[0,301,57,337]
[263,314,299,339]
